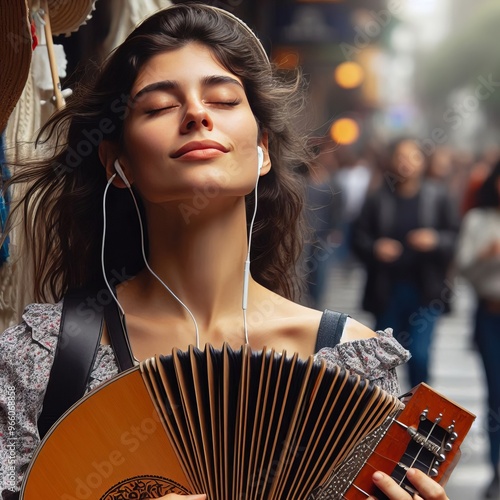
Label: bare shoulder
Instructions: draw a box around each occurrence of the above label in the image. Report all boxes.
[250,286,323,357]
[341,317,377,343]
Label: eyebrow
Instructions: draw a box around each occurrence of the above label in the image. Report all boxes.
[131,75,244,103]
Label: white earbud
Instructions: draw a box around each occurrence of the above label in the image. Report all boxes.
[257,146,264,171]
[113,159,131,188]
[103,158,200,347]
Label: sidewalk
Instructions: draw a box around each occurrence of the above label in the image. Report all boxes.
[320,263,489,500]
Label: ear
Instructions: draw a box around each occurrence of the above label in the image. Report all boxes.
[258,132,272,176]
[98,141,134,188]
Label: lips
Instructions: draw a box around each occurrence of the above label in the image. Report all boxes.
[172,140,228,158]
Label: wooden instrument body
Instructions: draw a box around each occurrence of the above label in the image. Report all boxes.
[20,346,475,500]
[21,368,193,500]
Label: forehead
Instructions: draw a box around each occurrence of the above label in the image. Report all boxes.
[394,140,421,156]
[131,43,243,96]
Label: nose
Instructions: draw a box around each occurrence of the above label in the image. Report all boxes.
[180,100,213,134]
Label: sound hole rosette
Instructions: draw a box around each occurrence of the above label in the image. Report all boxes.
[100,474,191,499]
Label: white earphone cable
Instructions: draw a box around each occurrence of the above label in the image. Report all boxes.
[102,174,125,314]
[103,147,262,350]
[102,174,200,347]
[242,148,262,344]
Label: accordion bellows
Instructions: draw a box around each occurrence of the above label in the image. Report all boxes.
[21,344,405,499]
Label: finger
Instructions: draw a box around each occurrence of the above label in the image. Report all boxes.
[406,468,449,499]
[372,471,413,499]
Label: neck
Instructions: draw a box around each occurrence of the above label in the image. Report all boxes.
[137,197,251,330]
[396,177,421,197]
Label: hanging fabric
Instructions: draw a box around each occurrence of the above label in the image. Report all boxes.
[0,132,11,266]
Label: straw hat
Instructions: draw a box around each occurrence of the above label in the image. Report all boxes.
[0,0,96,132]
[42,0,97,36]
[0,0,32,133]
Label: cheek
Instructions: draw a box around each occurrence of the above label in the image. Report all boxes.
[124,123,169,159]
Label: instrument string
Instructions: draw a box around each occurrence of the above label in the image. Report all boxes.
[361,448,430,471]
[336,415,442,500]
[347,483,371,497]
[397,417,440,487]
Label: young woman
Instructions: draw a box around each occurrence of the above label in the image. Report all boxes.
[351,138,459,389]
[456,161,500,499]
[0,4,451,499]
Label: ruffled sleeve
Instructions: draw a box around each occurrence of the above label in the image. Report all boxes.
[314,328,410,397]
[0,303,62,493]
[0,302,119,495]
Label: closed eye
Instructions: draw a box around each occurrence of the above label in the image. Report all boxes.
[209,99,241,107]
[145,105,177,115]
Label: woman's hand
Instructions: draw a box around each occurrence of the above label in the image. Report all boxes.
[406,228,438,252]
[374,237,403,263]
[367,469,449,500]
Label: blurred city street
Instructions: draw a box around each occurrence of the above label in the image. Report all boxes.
[321,262,490,500]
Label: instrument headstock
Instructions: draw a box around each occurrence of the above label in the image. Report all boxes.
[311,383,476,499]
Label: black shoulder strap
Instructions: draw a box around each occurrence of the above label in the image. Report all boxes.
[37,289,104,439]
[103,298,135,371]
[314,309,349,352]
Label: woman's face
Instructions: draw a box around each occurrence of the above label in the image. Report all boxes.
[391,140,425,181]
[119,42,268,204]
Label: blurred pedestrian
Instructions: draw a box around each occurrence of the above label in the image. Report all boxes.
[455,160,500,499]
[461,157,493,215]
[425,146,453,185]
[351,137,460,388]
[302,141,343,308]
[335,145,373,269]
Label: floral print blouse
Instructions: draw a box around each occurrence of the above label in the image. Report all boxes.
[0,302,409,494]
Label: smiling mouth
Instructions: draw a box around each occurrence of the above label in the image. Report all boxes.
[175,148,227,160]
[172,141,228,158]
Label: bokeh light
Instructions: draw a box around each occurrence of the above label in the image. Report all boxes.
[329,118,360,145]
[334,61,365,89]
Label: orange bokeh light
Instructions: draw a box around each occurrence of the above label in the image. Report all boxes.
[334,62,365,89]
[330,118,360,145]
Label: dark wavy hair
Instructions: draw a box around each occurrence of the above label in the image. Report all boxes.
[475,160,500,208]
[5,3,313,302]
